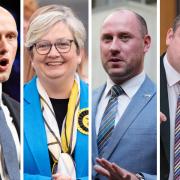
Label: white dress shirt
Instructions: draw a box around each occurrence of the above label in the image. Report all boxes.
[163,54,180,180]
[0,84,20,180]
[95,71,146,135]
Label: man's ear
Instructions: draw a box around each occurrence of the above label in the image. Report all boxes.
[143,34,151,53]
[166,28,174,46]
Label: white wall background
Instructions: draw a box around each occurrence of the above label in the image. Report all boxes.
[92,1,157,88]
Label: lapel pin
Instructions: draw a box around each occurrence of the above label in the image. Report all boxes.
[144,94,151,98]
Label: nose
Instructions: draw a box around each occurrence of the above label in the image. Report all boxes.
[47,44,60,58]
[0,37,8,55]
[109,37,120,55]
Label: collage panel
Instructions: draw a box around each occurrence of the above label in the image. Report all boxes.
[92,1,157,180]
[0,1,20,180]
[23,0,89,179]
[160,0,180,179]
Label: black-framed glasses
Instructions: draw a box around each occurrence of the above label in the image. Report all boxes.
[34,38,74,55]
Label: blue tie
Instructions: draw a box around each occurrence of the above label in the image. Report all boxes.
[0,107,20,180]
[97,85,124,157]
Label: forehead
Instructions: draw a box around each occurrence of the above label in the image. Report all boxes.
[0,8,17,33]
[40,21,73,40]
[101,11,141,35]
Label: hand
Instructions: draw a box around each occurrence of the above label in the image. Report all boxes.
[160,112,167,123]
[94,158,138,180]
[52,173,72,180]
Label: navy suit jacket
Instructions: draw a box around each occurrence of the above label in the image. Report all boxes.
[1,93,20,179]
[92,76,157,180]
[2,93,20,137]
[160,54,170,180]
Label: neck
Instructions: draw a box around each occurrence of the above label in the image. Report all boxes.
[39,76,74,99]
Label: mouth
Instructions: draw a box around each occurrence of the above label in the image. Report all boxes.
[45,61,64,66]
[108,58,124,63]
[0,58,9,71]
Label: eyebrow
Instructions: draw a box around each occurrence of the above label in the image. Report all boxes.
[4,29,18,36]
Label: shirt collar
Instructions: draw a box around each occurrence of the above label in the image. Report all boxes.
[164,53,180,87]
[105,71,146,99]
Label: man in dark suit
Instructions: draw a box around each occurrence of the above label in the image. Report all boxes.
[92,9,157,180]
[0,6,20,180]
[160,14,180,180]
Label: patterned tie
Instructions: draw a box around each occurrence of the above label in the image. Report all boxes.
[0,107,20,180]
[97,85,124,157]
[174,94,180,179]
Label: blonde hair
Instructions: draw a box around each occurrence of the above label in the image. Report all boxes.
[25,4,86,53]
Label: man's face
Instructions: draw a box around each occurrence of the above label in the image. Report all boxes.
[0,7,18,82]
[166,27,180,73]
[100,11,150,84]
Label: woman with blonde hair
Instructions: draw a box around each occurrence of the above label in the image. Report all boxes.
[24,5,88,180]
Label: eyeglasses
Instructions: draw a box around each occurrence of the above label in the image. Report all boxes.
[34,38,74,55]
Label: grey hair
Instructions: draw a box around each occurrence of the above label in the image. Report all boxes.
[25,5,86,53]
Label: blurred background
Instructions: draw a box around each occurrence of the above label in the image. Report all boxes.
[92,0,157,88]
[160,0,180,54]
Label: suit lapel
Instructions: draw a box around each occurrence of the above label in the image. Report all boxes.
[92,84,106,164]
[24,77,51,176]
[103,76,156,160]
[160,54,170,166]
[2,93,20,138]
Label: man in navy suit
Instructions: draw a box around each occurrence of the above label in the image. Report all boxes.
[160,14,180,180]
[92,9,156,180]
[0,6,20,180]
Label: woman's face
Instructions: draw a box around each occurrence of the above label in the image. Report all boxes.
[31,21,82,82]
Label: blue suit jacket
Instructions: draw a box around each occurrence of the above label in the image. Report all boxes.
[24,77,88,180]
[92,76,157,180]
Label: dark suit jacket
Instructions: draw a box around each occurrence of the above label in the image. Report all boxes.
[2,93,20,138]
[160,53,170,180]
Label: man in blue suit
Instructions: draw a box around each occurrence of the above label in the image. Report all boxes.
[92,9,157,180]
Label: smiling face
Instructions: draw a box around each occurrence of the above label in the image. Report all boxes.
[0,7,18,82]
[100,10,150,84]
[31,21,82,83]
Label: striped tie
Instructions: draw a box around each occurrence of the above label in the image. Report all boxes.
[97,85,124,157]
[174,94,180,179]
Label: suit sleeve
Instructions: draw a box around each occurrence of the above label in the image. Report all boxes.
[77,176,88,180]
[24,173,51,180]
[24,174,88,180]
[142,173,156,180]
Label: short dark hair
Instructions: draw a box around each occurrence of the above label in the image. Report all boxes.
[134,12,148,36]
[172,14,180,32]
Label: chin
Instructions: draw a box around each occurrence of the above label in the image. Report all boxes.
[108,69,126,77]
[0,74,10,83]
[46,73,65,80]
